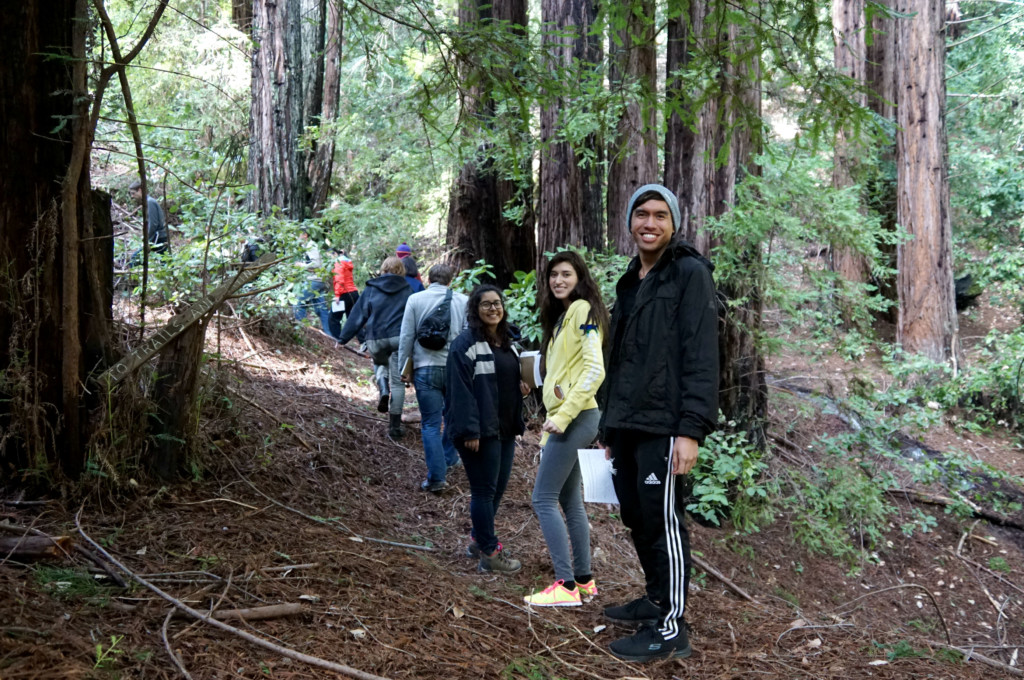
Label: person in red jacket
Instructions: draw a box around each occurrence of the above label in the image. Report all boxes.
[328,249,360,341]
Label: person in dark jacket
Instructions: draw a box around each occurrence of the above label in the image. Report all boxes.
[598,184,719,663]
[395,242,425,292]
[338,256,413,418]
[128,179,170,265]
[446,284,528,575]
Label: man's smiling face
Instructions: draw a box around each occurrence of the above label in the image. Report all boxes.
[630,198,674,257]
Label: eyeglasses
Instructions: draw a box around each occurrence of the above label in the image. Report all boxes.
[478,300,503,311]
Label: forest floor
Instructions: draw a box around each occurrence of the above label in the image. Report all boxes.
[2,295,1024,679]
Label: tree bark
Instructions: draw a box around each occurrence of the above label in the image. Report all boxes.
[0,0,111,478]
[831,0,869,293]
[446,0,536,287]
[894,0,959,365]
[537,0,602,272]
[663,0,766,445]
[249,0,340,219]
[606,0,657,256]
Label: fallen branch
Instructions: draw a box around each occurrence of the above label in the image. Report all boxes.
[230,463,433,552]
[950,549,1024,598]
[74,544,129,588]
[260,563,319,573]
[75,510,392,680]
[887,488,1024,531]
[0,535,71,560]
[220,383,312,451]
[928,641,1024,677]
[174,603,303,622]
[834,584,951,646]
[692,553,759,605]
[162,610,193,679]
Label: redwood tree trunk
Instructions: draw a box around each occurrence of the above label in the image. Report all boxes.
[606,0,657,256]
[249,0,340,219]
[894,0,959,364]
[0,0,110,478]
[537,0,602,271]
[446,0,536,287]
[831,0,869,291]
[664,0,766,444]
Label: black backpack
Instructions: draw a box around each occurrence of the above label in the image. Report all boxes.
[416,288,453,350]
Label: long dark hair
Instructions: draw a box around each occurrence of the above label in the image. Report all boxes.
[467,284,511,348]
[539,250,610,351]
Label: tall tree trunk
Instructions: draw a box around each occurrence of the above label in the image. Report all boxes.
[831,0,869,293]
[0,0,111,478]
[537,0,601,272]
[663,0,766,445]
[446,0,536,287]
[249,0,339,220]
[894,0,959,364]
[231,0,252,32]
[606,0,657,256]
[308,0,342,212]
[865,0,899,322]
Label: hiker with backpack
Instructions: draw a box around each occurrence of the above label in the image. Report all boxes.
[397,263,468,490]
[337,256,413,420]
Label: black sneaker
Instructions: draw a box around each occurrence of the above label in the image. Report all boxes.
[420,479,448,494]
[609,623,691,662]
[604,596,662,626]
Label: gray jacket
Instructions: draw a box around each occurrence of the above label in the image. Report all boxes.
[398,283,469,370]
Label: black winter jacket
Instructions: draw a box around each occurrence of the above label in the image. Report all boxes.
[338,274,411,343]
[598,240,719,443]
[445,328,525,444]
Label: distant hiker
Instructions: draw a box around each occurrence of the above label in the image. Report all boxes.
[329,249,360,340]
[523,251,608,608]
[446,284,530,574]
[395,242,425,293]
[338,256,412,418]
[293,230,332,336]
[128,179,170,265]
[598,184,719,662]
[397,263,467,483]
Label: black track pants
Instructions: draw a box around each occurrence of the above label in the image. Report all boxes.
[608,428,691,641]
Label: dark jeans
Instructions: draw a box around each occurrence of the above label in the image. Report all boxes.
[459,436,515,555]
[414,366,459,483]
[607,428,691,641]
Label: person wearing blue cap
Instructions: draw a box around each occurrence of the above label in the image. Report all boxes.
[597,184,719,663]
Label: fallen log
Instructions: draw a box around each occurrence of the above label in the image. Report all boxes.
[0,535,71,560]
[174,603,303,622]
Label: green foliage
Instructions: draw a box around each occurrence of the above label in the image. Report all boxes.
[988,556,1011,573]
[35,566,105,601]
[94,635,125,670]
[502,269,540,345]
[687,423,769,529]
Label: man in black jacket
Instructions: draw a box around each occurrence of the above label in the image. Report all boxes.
[599,183,719,662]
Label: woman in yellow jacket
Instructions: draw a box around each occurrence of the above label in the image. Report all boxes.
[524,251,610,607]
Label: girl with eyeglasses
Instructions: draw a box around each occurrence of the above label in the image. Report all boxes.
[523,250,609,607]
[445,284,529,574]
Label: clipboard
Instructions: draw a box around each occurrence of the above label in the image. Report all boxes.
[520,350,543,389]
[401,357,414,382]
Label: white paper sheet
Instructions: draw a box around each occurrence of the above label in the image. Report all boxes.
[578,448,619,504]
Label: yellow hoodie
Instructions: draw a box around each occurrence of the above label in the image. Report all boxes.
[541,299,606,445]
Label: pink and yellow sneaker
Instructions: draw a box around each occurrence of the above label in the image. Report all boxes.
[523,580,582,607]
[577,579,598,600]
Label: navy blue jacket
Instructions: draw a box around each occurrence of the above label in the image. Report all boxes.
[445,328,525,444]
[338,274,411,343]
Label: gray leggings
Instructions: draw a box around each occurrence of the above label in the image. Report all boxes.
[365,336,404,416]
[531,408,600,584]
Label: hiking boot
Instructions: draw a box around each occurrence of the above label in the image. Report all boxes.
[420,479,448,494]
[524,580,581,607]
[577,579,598,600]
[376,393,389,413]
[604,596,661,626]
[465,540,501,559]
[608,623,691,662]
[478,547,521,574]
[388,414,405,438]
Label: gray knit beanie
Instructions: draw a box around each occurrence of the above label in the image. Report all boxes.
[626,184,681,235]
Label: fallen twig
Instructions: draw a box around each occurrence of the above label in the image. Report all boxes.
[220,383,312,451]
[950,549,1024,598]
[928,641,1024,677]
[162,610,193,679]
[692,553,759,605]
[74,544,129,588]
[75,509,393,680]
[230,464,434,552]
[175,602,303,622]
[834,583,951,646]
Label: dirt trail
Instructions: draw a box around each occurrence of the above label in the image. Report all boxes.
[1,323,1021,679]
